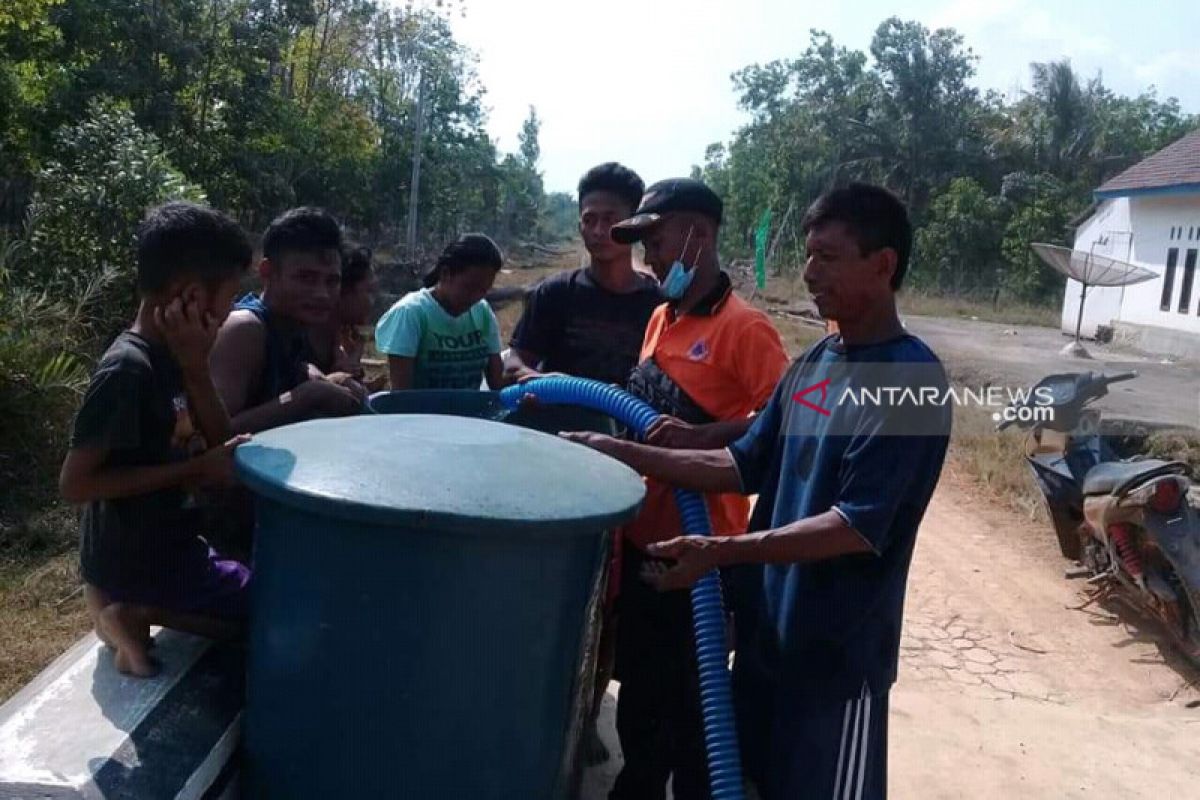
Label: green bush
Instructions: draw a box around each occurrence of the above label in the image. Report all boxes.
[0,221,102,540]
[911,178,1008,294]
[998,172,1073,304]
[19,99,205,337]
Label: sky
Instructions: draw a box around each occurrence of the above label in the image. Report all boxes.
[448,0,1200,194]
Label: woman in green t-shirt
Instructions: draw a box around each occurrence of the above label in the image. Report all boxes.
[375,233,505,390]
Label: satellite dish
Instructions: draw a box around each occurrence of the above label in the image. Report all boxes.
[1030,242,1157,358]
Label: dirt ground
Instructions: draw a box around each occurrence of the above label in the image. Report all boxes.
[582,468,1200,799]
[903,315,1200,432]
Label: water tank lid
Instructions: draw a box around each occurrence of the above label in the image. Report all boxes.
[234,415,645,535]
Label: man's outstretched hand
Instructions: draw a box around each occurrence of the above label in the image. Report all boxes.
[643,536,723,591]
[558,430,621,456]
[646,415,714,449]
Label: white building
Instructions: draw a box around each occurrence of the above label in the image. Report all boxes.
[1064,129,1200,359]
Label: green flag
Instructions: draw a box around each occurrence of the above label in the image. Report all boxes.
[754,208,772,290]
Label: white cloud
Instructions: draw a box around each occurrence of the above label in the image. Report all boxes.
[936,0,1113,60]
[930,0,1132,102]
[932,0,1022,31]
[1130,50,1200,85]
[451,0,850,190]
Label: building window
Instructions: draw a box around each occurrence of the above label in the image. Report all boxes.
[1181,249,1198,315]
[1161,248,1179,311]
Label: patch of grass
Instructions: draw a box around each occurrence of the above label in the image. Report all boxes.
[764,312,827,356]
[946,404,1048,523]
[941,362,1046,519]
[899,290,1059,329]
[1144,429,1200,478]
[0,499,77,566]
[0,555,90,702]
[747,270,1060,330]
[0,503,90,702]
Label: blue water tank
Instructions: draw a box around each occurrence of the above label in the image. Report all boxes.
[235,413,644,799]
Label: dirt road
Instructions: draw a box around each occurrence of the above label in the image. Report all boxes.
[903,315,1200,432]
[582,469,1200,798]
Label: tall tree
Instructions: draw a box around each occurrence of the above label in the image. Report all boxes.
[497,106,544,243]
[860,18,984,213]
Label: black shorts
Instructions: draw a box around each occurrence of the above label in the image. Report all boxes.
[751,683,888,800]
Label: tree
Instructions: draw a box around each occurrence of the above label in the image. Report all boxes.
[0,0,66,223]
[22,100,205,334]
[497,106,544,243]
[859,18,985,214]
[539,192,576,242]
[912,178,1007,294]
[704,20,1197,303]
[999,172,1073,302]
[518,105,541,168]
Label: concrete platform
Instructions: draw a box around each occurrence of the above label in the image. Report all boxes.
[0,628,635,799]
[0,630,242,800]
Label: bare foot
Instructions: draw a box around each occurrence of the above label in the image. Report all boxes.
[99,604,160,678]
[113,648,161,678]
[92,621,151,651]
[85,585,116,648]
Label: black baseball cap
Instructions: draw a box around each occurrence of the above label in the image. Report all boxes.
[610,178,724,244]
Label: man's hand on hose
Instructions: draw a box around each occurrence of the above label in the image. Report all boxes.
[515,371,570,408]
[642,536,725,591]
[559,430,622,457]
[645,415,708,449]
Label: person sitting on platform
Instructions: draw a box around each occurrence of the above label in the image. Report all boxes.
[59,202,255,677]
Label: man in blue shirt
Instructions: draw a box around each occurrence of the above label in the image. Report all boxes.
[565,184,950,800]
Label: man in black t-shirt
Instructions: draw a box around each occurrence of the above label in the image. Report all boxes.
[505,163,660,767]
[506,162,662,387]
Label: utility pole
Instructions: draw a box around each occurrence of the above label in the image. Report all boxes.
[405,72,428,258]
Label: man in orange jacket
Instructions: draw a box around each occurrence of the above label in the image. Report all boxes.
[604,178,789,800]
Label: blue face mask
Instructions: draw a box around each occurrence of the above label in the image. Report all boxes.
[661,227,702,300]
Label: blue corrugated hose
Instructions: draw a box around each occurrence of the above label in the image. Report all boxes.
[499,377,745,800]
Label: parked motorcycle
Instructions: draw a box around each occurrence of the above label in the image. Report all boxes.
[1000,371,1200,665]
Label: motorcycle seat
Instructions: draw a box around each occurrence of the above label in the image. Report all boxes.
[1081,459,1188,496]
